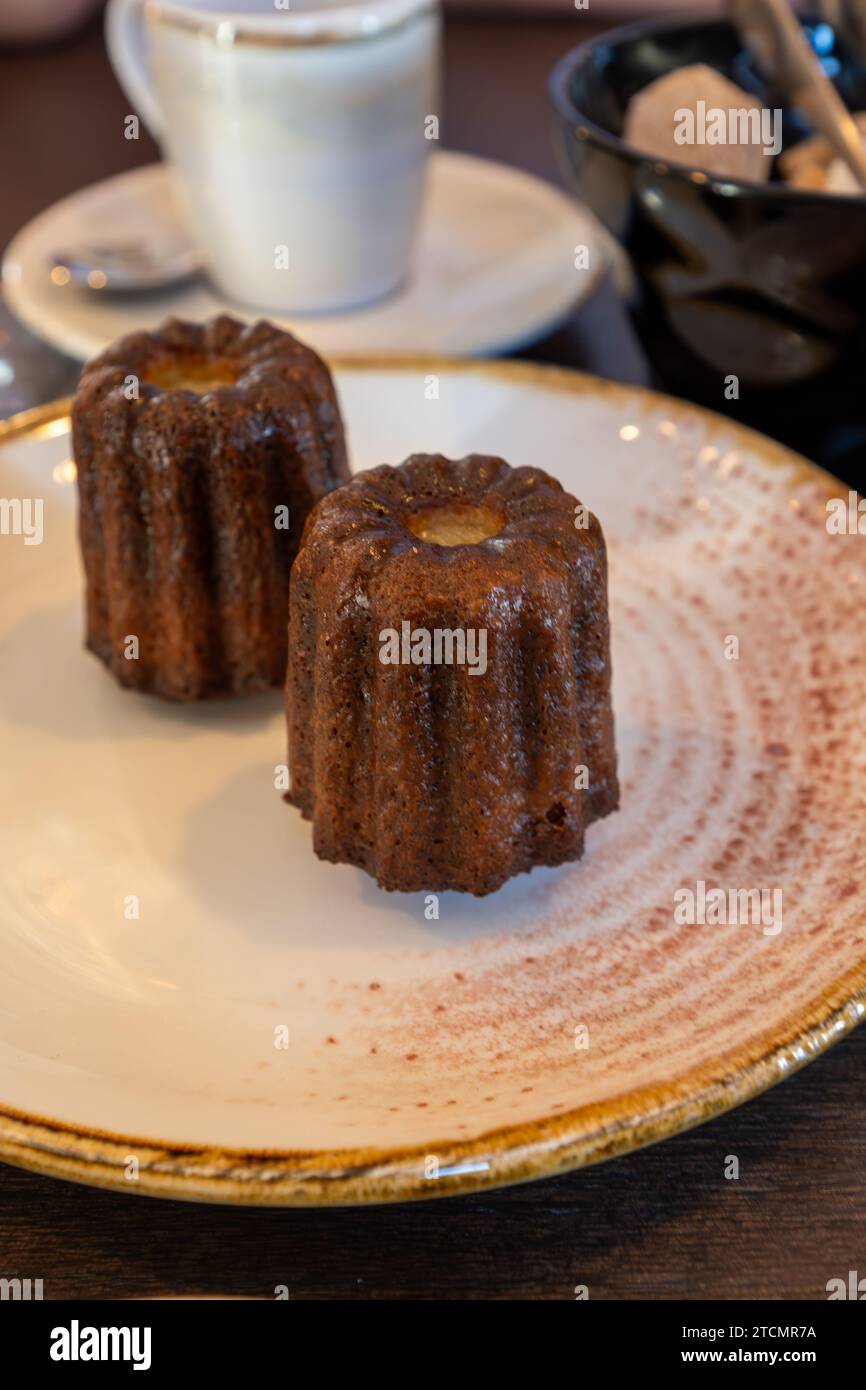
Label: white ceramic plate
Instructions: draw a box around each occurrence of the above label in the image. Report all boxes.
[1,154,610,362]
[0,359,864,1206]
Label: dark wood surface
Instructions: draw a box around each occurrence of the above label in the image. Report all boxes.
[0,13,863,1301]
[3,1025,865,1301]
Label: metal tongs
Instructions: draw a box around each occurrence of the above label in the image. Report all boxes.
[729,0,866,189]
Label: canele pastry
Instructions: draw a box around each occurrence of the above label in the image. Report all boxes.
[286,453,618,895]
[72,315,349,700]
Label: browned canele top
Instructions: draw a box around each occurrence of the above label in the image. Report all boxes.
[75,314,346,473]
[296,449,607,567]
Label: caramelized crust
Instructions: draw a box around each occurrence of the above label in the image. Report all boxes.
[287,453,619,894]
[72,315,349,700]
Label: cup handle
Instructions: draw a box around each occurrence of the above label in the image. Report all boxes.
[105,0,163,140]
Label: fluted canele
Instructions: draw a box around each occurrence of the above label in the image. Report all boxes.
[286,453,619,895]
[72,315,349,701]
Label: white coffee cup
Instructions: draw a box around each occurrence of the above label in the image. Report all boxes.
[106,0,441,313]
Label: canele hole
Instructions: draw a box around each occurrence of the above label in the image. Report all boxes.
[144,353,240,394]
[406,502,505,547]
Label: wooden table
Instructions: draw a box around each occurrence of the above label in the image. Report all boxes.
[1,13,863,1301]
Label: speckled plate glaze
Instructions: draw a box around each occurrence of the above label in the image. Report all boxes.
[0,360,864,1206]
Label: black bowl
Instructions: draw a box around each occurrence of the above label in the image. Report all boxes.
[550,14,866,475]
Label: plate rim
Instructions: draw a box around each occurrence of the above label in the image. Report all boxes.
[0,152,612,363]
[0,356,863,1207]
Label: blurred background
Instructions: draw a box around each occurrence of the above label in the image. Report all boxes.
[0,1,704,416]
[2,0,864,478]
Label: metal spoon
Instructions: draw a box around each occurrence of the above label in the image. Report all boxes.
[729,0,866,190]
[47,235,203,292]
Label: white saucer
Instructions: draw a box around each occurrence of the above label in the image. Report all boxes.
[2,153,611,361]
